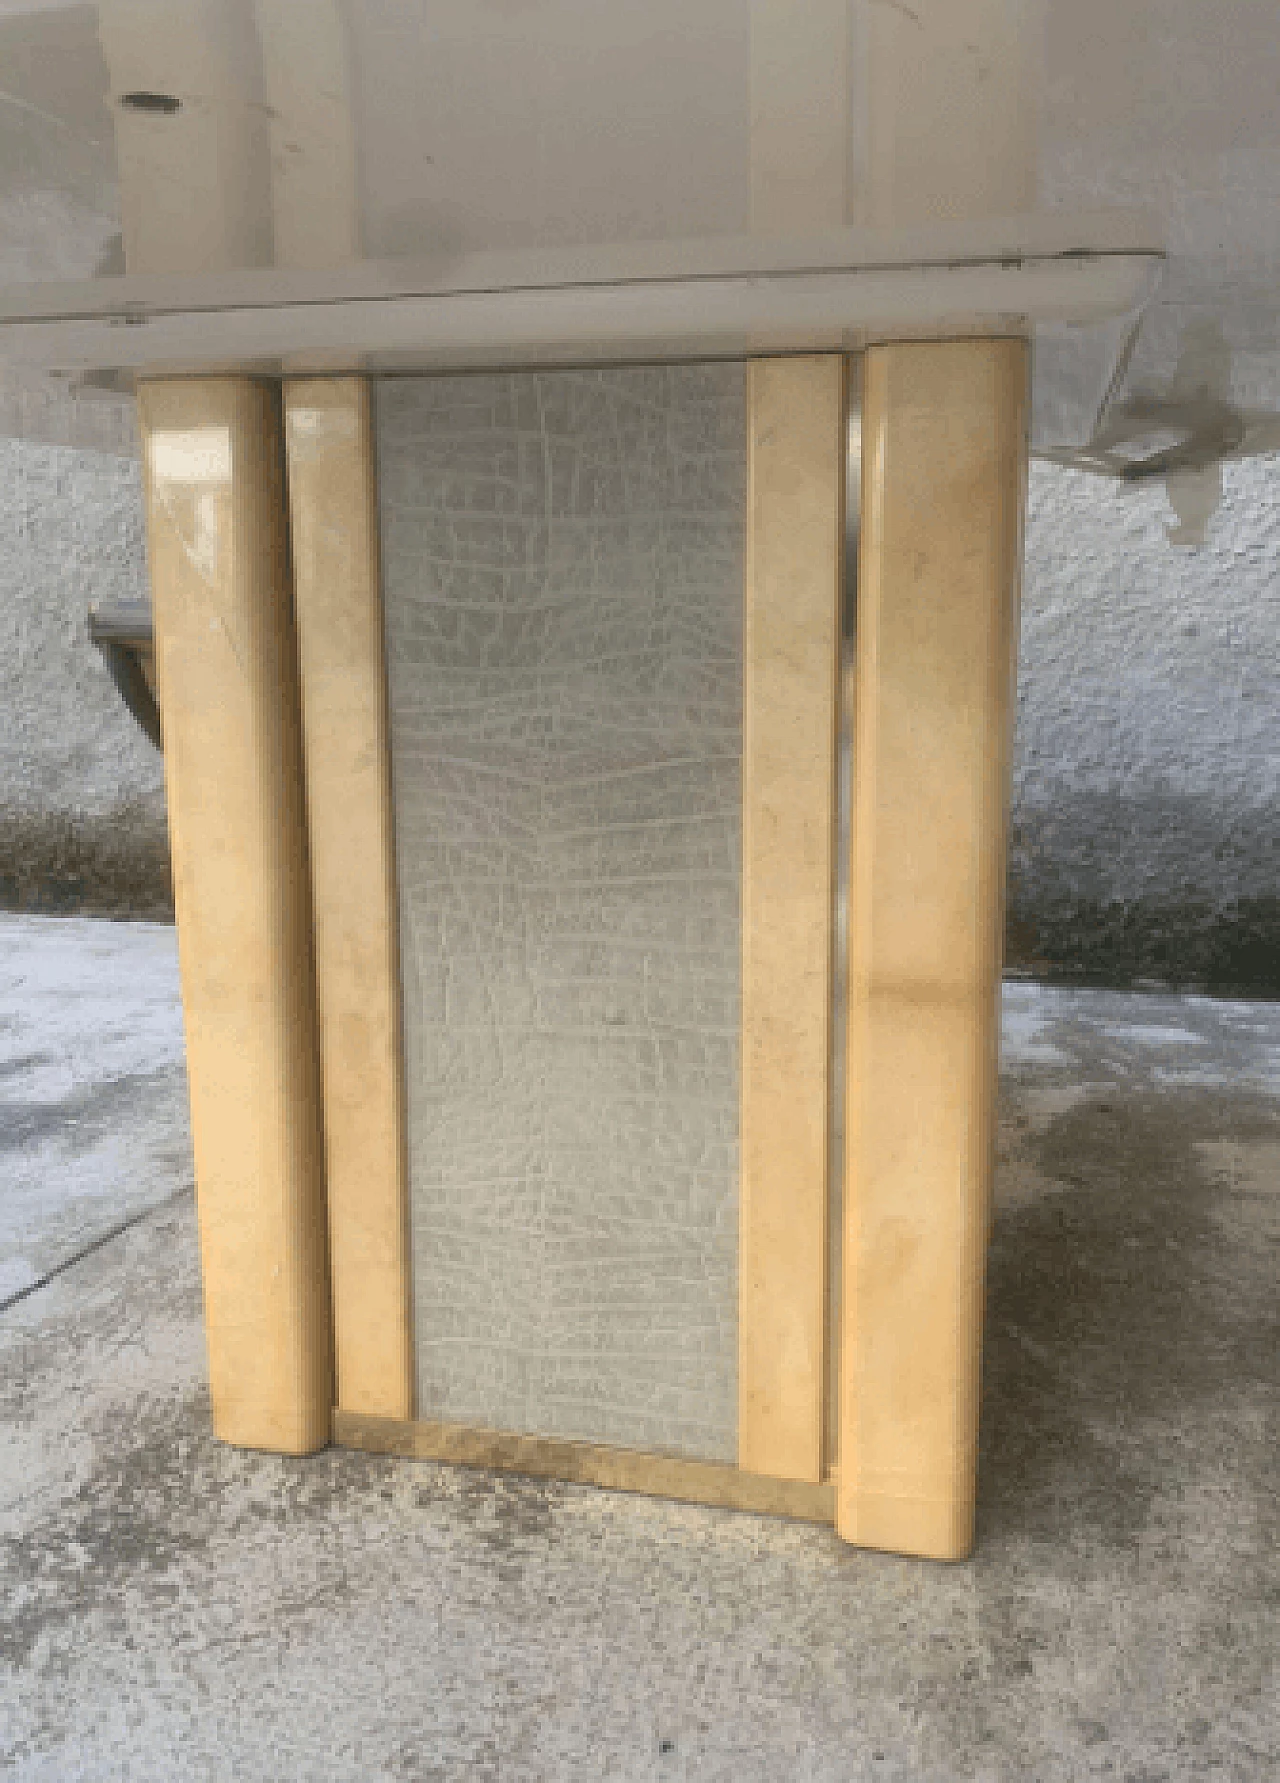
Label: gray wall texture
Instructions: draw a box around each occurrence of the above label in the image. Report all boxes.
[0,396,1276,992]
[0,437,168,918]
[378,368,743,1458]
[1011,457,1280,993]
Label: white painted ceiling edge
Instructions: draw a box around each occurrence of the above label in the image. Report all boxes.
[0,208,1164,321]
[0,219,1165,475]
[0,213,1162,379]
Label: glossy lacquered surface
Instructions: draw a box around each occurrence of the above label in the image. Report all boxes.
[840,340,1028,1558]
[283,376,416,1424]
[137,375,332,1455]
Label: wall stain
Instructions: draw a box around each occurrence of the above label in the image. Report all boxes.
[6,810,1276,998]
[1006,892,1280,998]
[0,803,173,920]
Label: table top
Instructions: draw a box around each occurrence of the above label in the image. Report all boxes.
[1,0,1278,472]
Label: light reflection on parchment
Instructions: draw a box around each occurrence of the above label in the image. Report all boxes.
[144,423,231,584]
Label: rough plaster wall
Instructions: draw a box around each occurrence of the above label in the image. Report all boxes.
[378,368,743,1458]
[1011,455,1280,991]
[0,425,1276,988]
[0,439,170,917]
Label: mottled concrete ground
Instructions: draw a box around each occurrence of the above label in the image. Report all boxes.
[0,916,188,1308]
[0,924,1276,1781]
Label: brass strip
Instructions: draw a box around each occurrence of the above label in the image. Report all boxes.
[825,353,862,1476]
[333,1412,836,1526]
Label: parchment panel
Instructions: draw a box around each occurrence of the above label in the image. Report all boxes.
[378,367,745,1460]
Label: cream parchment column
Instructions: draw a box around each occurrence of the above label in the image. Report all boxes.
[838,339,1028,1559]
[739,360,845,1482]
[138,377,332,1454]
[283,377,415,1422]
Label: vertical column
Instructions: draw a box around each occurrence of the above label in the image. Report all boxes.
[138,377,330,1454]
[839,339,1027,1558]
[283,378,414,1422]
[739,356,844,1483]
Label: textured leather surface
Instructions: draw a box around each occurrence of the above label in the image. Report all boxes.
[378,367,745,1460]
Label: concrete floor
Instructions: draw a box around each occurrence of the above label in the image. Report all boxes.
[0,916,188,1308]
[0,922,1276,1781]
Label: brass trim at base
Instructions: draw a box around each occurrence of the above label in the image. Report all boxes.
[332,1411,836,1525]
